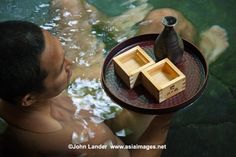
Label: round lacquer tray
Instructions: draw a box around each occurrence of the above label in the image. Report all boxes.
[101,34,208,114]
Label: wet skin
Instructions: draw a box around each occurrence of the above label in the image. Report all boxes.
[0,30,128,157]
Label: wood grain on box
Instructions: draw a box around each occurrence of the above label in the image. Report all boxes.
[113,46,155,89]
[142,58,186,103]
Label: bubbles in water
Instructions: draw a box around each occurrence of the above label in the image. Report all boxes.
[63,11,72,17]
[41,22,58,30]
[68,20,79,26]
[52,15,61,21]
[78,59,90,67]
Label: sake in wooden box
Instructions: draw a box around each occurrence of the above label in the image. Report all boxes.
[141,58,186,103]
[113,46,155,89]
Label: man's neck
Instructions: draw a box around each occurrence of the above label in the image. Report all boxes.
[20,99,53,116]
[0,98,52,116]
[0,97,63,133]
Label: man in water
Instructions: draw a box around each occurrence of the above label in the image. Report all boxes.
[0,21,171,157]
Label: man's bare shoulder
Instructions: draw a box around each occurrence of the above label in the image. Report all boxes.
[8,118,122,157]
[6,95,124,157]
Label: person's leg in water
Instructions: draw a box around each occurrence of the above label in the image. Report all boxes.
[51,0,105,80]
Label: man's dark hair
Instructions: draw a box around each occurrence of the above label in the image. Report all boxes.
[0,21,47,104]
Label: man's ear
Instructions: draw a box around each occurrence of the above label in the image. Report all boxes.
[21,94,37,107]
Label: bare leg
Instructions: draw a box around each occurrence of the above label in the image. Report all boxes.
[51,0,105,80]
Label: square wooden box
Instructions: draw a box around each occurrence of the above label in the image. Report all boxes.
[141,58,186,103]
[113,46,155,89]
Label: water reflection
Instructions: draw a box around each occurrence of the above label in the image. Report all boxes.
[67,78,122,121]
[40,0,152,80]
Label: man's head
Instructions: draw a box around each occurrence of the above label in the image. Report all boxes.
[0,21,72,106]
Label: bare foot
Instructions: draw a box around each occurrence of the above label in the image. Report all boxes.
[199,25,229,64]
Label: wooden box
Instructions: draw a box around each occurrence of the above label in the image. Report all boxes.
[113,46,155,89]
[141,58,186,103]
